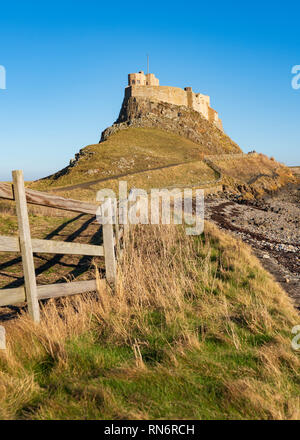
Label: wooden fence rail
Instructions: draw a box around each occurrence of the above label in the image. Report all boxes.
[0,171,120,322]
[0,181,98,215]
[0,236,104,257]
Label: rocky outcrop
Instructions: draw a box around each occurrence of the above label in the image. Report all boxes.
[100,97,242,155]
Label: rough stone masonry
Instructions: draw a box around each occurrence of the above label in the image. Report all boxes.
[126,70,223,131]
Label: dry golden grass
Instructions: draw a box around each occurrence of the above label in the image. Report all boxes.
[0,198,77,218]
[290,166,300,178]
[213,154,294,186]
[213,154,296,199]
[0,205,103,289]
[53,160,218,202]
[30,128,210,191]
[0,222,299,420]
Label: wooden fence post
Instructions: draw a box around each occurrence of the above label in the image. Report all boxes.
[115,216,121,260]
[102,198,117,285]
[119,197,129,240]
[12,170,40,322]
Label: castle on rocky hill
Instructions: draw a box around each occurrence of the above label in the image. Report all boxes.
[126,71,223,131]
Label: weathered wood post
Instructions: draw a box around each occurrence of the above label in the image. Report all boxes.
[12,170,40,322]
[102,198,117,285]
[119,196,129,240]
[115,204,121,259]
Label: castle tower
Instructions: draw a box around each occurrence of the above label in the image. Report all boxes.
[128,71,159,86]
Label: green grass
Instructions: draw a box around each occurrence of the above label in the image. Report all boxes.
[29,128,215,190]
[0,211,67,237]
[0,207,104,288]
[27,128,295,203]
[54,160,219,202]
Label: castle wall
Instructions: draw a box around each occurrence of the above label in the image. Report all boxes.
[191,94,209,119]
[125,80,223,132]
[146,73,159,86]
[126,85,189,107]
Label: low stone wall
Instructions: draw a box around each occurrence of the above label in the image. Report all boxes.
[205,152,256,161]
[202,153,258,186]
[145,182,223,195]
[203,157,222,177]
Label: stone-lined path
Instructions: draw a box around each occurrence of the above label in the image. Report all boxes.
[204,183,300,309]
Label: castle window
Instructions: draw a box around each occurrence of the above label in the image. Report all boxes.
[132,80,135,84]
[137,80,140,84]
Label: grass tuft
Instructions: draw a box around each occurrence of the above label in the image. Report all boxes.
[0,222,299,420]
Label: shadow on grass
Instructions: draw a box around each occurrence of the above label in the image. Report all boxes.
[0,213,105,321]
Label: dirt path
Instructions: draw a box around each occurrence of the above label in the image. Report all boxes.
[52,160,201,192]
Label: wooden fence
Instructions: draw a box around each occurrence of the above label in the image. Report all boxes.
[0,170,120,323]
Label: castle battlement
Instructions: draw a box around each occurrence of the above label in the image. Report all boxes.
[128,71,159,86]
[125,71,223,132]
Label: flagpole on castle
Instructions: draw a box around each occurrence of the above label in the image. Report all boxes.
[147,54,149,74]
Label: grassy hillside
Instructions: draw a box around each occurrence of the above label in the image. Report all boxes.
[31,128,214,191]
[28,127,295,203]
[212,154,296,199]
[0,223,299,420]
[213,154,291,183]
[29,152,295,203]
[108,96,242,155]
[52,160,219,202]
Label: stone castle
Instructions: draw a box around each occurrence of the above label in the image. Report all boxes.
[125,71,223,131]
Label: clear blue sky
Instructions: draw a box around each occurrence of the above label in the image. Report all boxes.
[0,0,299,181]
